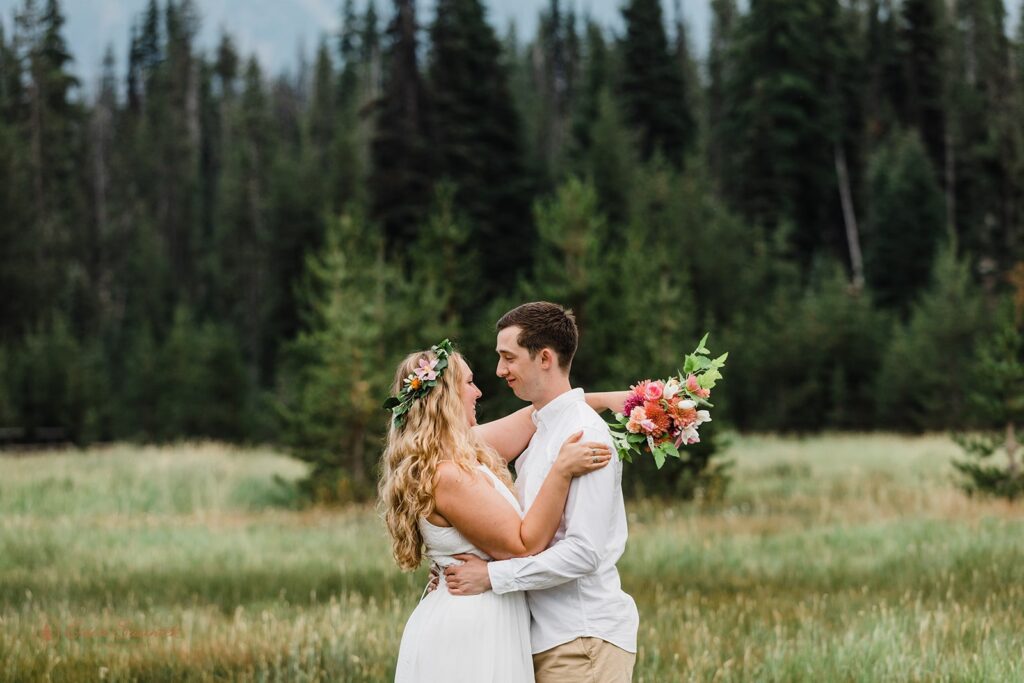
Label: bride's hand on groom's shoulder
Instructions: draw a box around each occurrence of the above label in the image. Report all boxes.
[555,431,612,479]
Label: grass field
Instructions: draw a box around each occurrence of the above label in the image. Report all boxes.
[1,435,1022,682]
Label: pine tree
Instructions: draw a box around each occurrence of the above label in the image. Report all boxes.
[706,0,737,182]
[580,88,637,225]
[876,248,987,430]
[865,0,903,142]
[720,0,847,267]
[897,0,949,178]
[309,39,335,166]
[15,0,85,328]
[529,0,579,182]
[278,211,413,501]
[953,286,1024,499]
[864,129,945,311]
[160,0,200,295]
[428,0,534,293]
[619,0,692,167]
[370,0,434,248]
[523,177,609,381]
[214,58,276,384]
[404,182,475,339]
[337,0,360,103]
[671,1,701,148]
[0,16,36,340]
[568,19,609,160]
[949,0,1018,273]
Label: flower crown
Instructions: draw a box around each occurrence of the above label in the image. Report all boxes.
[382,339,455,429]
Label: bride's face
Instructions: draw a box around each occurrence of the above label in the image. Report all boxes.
[457,356,483,426]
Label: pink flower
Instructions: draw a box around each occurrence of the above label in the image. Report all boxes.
[414,358,439,381]
[626,406,647,434]
[622,393,645,417]
[685,374,700,393]
[696,388,710,399]
[631,380,651,398]
[644,381,664,401]
[640,418,658,433]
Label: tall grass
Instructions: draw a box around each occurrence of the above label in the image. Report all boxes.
[1,435,1022,681]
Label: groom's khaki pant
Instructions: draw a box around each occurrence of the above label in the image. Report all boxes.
[533,637,635,682]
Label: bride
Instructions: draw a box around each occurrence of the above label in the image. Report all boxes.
[378,340,624,682]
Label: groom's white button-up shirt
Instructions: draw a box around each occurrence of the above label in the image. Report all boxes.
[487,388,639,655]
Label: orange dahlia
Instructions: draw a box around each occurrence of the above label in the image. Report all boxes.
[668,403,698,428]
[643,401,671,435]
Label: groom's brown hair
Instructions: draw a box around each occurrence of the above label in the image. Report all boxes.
[496,301,578,371]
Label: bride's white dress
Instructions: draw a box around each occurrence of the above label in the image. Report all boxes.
[394,464,534,683]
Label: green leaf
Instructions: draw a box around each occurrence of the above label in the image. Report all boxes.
[699,368,721,389]
[382,397,401,410]
[691,356,711,372]
[663,440,680,460]
[682,355,697,374]
[694,332,710,355]
[652,445,666,469]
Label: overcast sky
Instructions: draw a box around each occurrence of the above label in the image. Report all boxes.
[0,0,714,91]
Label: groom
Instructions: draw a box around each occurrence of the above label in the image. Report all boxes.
[444,301,639,682]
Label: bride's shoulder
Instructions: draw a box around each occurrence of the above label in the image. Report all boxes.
[434,460,483,487]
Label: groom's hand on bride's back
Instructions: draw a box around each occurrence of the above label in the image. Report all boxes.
[444,554,491,596]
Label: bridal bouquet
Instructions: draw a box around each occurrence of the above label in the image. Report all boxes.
[608,334,728,468]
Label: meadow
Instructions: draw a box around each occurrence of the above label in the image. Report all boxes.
[1,435,1022,682]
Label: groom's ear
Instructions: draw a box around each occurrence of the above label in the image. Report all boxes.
[538,348,555,370]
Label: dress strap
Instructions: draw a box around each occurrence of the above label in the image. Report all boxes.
[419,560,440,601]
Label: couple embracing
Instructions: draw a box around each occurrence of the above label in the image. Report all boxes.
[379,301,639,683]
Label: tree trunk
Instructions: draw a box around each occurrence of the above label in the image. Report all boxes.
[834,141,864,290]
[945,125,957,254]
[1006,422,1020,478]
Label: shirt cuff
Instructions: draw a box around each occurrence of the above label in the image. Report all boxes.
[487,558,517,595]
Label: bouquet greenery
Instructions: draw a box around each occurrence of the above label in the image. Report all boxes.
[608,334,728,468]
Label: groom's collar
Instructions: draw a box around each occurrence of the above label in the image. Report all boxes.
[531,388,584,429]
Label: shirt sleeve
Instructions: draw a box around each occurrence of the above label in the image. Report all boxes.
[487,422,618,594]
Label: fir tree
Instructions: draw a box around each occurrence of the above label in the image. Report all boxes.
[337,0,360,102]
[619,0,692,167]
[720,0,847,267]
[864,129,945,312]
[876,248,987,430]
[278,210,440,500]
[568,19,609,161]
[707,0,737,182]
[428,0,534,292]
[897,0,949,178]
[950,0,1018,272]
[953,288,1024,500]
[370,0,434,249]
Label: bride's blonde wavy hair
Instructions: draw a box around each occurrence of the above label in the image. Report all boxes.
[378,348,514,571]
